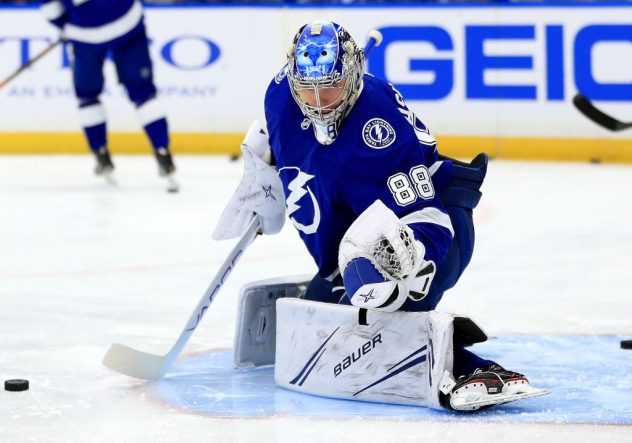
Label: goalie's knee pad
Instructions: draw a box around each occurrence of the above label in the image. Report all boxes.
[233,275,310,368]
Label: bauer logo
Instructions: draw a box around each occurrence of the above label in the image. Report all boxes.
[334,333,383,377]
[362,119,396,149]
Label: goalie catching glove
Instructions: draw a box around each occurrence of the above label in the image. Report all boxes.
[338,200,436,312]
[213,121,285,240]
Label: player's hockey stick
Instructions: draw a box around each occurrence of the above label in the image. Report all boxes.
[0,38,63,91]
[573,93,632,132]
[102,216,261,380]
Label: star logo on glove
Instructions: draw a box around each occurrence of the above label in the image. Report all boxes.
[262,185,277,201]
[359,288,375,303]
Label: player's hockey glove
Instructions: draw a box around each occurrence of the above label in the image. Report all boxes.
[213,121,285,240]
[338,200,436,312]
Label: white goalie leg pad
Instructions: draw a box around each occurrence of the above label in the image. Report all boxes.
[275,298,454,409]
[233,275,311,368]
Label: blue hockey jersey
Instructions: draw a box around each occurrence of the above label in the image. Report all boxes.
[265,71,454,278]
[41,0,143,45]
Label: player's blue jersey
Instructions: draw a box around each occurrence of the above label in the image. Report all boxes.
[41,0,143,46]
[265,71,455,278]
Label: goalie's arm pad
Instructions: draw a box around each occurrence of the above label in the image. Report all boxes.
[212,120,285,240]
[338,200,438,312]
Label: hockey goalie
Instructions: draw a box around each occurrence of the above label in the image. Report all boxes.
[213,21,548,412]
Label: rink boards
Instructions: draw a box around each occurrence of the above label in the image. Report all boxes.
[0,3,631,162]
[154,335,632,424]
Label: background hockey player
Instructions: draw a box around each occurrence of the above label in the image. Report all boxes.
[40,0,176,183]
[214,21,546,411]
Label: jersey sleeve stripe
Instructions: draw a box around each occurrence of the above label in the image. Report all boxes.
[400,207,454,238]
[428,160,444,177]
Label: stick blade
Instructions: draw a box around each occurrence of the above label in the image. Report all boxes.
[573,93,621,131]
[102,343,167,381]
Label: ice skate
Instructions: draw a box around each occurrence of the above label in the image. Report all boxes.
[94,147,116,185]
[441,364,549,412]
[155,147,179,193]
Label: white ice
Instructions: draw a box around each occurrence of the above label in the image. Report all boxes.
[0,155,631,442]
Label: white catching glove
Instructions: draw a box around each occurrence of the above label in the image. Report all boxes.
[212,121,286,240]
[338,200,436,312]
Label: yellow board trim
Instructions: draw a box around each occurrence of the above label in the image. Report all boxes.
[1,132,631,163]
[0,132,244,156]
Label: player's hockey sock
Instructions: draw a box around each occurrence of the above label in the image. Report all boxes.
[143,117,169,153]
[83,123,107,153]
[78,100,107,152]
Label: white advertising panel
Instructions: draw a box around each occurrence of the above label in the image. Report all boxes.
[0,4,630,157]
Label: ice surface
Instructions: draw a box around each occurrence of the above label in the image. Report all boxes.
[1,155,631,442]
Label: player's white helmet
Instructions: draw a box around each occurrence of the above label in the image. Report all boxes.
[287,21,365,145]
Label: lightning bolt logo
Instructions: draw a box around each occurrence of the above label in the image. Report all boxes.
[362,118,396,150]
[279,167,321,235]
[372,125,385,143]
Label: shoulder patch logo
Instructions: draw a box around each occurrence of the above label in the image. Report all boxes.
[362,118,396,149]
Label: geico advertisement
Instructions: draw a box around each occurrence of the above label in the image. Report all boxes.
[0,5,630,138]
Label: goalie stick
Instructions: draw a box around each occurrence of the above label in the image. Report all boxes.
[0,38,63,91]
[102,216,261,380]
[573,93,632,132]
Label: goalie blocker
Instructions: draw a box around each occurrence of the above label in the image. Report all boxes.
[234,277,488,409]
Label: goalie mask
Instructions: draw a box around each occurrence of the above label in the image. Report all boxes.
[287,21,365,145]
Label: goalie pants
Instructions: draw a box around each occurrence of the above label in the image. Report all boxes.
[303,153,493,377]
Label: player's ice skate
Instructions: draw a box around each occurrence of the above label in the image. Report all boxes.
[441,364,549,412]
[94,147,117,186]
[155,147,179,193]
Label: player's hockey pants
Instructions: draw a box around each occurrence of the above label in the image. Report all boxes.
[71,26,157,110]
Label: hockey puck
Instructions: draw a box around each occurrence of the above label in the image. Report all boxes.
[621,340,632,350]
[229,154,240,162]
[4,379,29,392]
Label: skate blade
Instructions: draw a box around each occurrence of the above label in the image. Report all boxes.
[451,388,549,411]
[163,175,179,193]
[100,171,117,186]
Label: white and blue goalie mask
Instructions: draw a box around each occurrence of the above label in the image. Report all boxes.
[287,21,364,145]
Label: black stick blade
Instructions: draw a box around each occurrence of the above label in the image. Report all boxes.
[573,93,632,131]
